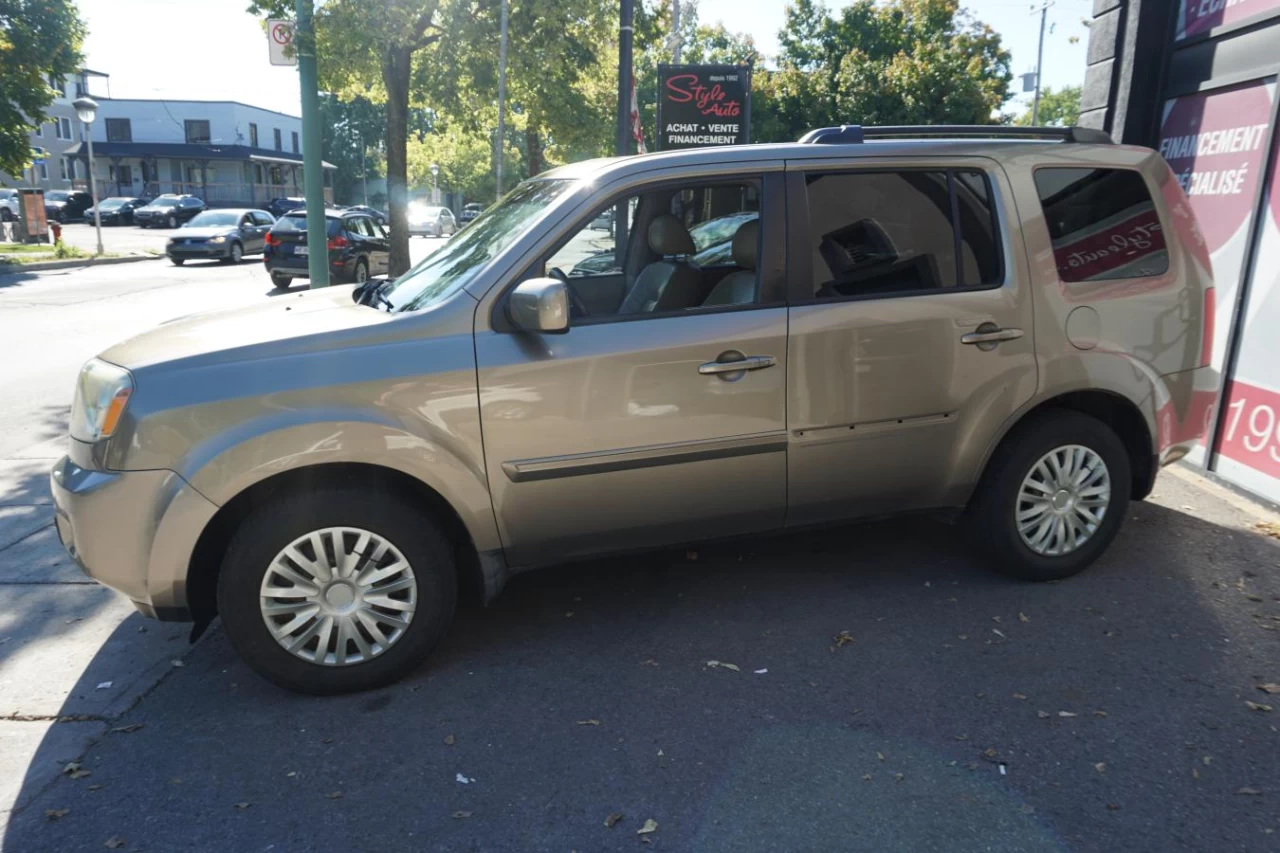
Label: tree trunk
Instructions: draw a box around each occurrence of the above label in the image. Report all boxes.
[383,46,413,277]
[526,124,543,177]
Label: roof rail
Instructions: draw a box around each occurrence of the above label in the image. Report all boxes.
[798,124,1113,145]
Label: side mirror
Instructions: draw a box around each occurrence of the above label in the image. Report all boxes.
[507,277,569,334]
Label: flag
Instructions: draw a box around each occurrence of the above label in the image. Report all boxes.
[630,75,646,154]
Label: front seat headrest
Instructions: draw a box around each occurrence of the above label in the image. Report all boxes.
[731,219,759,270]
[648,214,696,256]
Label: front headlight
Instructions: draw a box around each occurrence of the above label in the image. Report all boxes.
[70,359,134,443]
[208,235,226,244]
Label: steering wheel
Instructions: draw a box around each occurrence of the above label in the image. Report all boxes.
[548,267,590,318]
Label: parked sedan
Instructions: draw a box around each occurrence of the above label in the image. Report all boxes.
[83,197,147,226]
[166,209,275,265]
[263,208,389,289]
[43,190,94,223]
[134,195,205,229]
[407,204,456,237]
[345,205,389,227]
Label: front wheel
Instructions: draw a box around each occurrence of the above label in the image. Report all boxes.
[965,410,1130,582]
[170,257,185,266]
[224,241,243,264]
[167,215,178,229]
[217,487,458,694]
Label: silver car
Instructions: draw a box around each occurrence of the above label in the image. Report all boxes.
[51,126,1217,694]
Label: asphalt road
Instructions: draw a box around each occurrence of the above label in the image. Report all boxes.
[2,257,1279,852]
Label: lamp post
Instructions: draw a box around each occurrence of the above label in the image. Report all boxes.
[430,163,439,205]
[72,96,104,256]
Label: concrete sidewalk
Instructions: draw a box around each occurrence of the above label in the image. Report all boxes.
[0,436,193,823]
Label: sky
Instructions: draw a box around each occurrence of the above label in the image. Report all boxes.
[78,0,1092,120]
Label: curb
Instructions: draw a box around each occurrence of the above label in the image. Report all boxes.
[0,254,163,274]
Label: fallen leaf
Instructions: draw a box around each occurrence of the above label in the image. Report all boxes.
[832,630,855,649]
[564,611,574,618]
[1012,692,1027,700]
[991,616,1002,623]
[1192,768,1200,779]
[1059,711,1078,718]
[452,810,473,819]
[705,661,740,672]
[894,773,905,783]
[685,550,698,561]
[1254,521,1280,539]
[62,761,81,775]
[1245,701,1273,712]
[1203,756,1214,765]
[576,719,602,726]
[321,737,333,744]
[45,809,70,820]
[88,784,103,791]
[110,724,143,734]
[455,773,474,784]
[325,791,343,799]
[876,751,885,762]
[70,769,92,780]
[1257,684,1280,695]
[171,659,185,668]
[1094,710,1108,718]
[444,734,456,745]
[1236,787,1263,795]
[1019,613,1031,623]
[95,682,113,691]
[637,818,659,835]
[1037,711,1051,719]
[105,836,127,848]
[640,658,659,667]
[604,812,623,828]
[958,634,968,640]
[1095,762,1107,773]
[862,773,872,781]
[234,802,250,810]
[992,628,1006,639]
[1106,803,1121,811]
[753,668,768,674]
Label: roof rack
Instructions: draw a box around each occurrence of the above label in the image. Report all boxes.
[797,125,1114,145]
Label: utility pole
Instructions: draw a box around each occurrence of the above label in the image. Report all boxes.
[296,0,328,286]
[1031,0,1053,126]
[495,0,509,202]
[616,0,634,156]
[671,0,681,63]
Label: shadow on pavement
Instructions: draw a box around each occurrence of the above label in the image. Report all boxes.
[4,495,1279,851]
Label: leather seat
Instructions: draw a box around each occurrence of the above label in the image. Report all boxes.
[618,214,702,314]
[702,219,759,306]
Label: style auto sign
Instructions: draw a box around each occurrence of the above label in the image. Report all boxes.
[657,64,751,150]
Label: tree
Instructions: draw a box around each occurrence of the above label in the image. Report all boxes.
[0,0,86,178]
[754,0,1012,141]
[1014,85,1081,127]
[249,0,492,275]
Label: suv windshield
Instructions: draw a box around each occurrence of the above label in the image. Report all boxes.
[187,211,240,227]
[45,191,69,201]
[384,179,574,313]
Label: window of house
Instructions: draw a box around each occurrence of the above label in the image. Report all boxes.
[34,122,43,138]
[249,123,259,148]
[540,179,764,321]
[56,117,72,140]
[60,157,70,181]
[38,162,48,180]
[803,170,1003,300]
[105,118,131,142]
[184,120,211,144]
[66,157,76,180]
[291,131,299,153]
[1033,167,1168,283]
[274,128,282,150]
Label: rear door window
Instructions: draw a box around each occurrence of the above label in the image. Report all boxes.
[1033,167,1168,282]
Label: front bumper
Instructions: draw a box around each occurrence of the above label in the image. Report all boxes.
[167,241,228,259]
[51,455,219,621]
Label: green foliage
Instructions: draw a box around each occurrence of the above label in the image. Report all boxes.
[1014,85,1081,127]
[0,0,86,177]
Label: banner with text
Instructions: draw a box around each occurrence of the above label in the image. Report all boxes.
[656,64,751,151]
[1175,0,1280,41]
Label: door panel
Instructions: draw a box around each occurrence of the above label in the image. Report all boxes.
[785,161,1037,524]
[476,309,788,566]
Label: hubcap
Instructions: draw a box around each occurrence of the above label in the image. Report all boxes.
[1016,444,1110,557]
[356,264,367,283]
[259,527,417,666]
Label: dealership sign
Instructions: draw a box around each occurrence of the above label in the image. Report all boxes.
[656,64,750,150]
[1176,0,1280,40]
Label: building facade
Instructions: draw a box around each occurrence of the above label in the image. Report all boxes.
[1083,0,1280,506]
[68,98,334,206]
[0,70,106,191]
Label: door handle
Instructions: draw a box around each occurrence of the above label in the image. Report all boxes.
[960,323,1023,347]
[698,354,777,375]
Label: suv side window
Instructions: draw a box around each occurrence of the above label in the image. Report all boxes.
[803,170,1002,300]
[1033,167,1168,282]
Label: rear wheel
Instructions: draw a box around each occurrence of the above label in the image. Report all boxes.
[966,410,1130,582]
[269,272,293,291]
[217,487,457,694]
[170,257,185,266]
[353,258,369,284]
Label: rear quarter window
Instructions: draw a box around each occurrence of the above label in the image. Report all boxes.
[1033,167,1168,283]
[274,214,341,235]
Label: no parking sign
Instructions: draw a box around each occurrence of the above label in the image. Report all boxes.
[267,19,296,66]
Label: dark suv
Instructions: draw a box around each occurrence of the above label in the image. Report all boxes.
[44,190,94,223]
[263,208,390,290]
[265,197,307,219]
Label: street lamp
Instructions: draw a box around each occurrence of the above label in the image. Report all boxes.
[72,96,104,256]
[429,163,439,205]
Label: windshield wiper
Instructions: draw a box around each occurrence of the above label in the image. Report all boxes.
[355,277,395,311]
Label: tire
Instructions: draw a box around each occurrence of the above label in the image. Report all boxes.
[167,214,178,229]
[269,273,292,291]
[353,258,369,285]
[0,209,11,223]
[217,486,458,694]
[224,241,243,264]
[965,410,1130,582]
[170,257,185,266]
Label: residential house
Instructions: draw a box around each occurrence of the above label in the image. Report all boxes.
[67,99,335,206]
[0,69,109,191]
